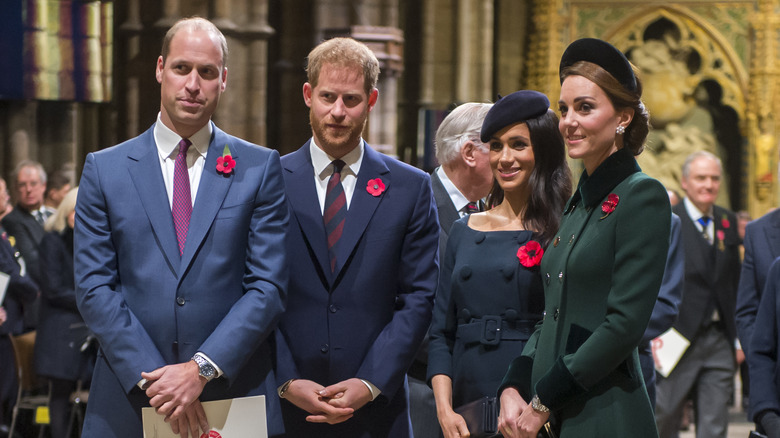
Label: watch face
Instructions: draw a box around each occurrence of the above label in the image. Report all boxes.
[201,364,215,378]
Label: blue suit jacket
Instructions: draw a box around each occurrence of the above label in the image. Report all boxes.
[737,208,780,355]
[748,256,780,422]
[74,123,288,437]
[276,141,439,437]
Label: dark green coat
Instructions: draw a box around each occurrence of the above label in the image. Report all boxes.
[502,149,670,437]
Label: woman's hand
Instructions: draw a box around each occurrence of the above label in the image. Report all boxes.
[498,387,527,438]
[437,408,470,438]
[515,401,549,438]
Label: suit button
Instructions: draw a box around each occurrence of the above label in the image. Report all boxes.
[554,308,560,321]
[320,344,329,353]
[329,305,337,313]
[176,296,185,306]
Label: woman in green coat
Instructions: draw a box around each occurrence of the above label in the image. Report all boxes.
[497,38,671,438]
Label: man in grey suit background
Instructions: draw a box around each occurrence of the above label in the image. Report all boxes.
[408,102,493,437]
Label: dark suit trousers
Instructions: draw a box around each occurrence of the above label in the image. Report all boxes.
[655,324,736,438]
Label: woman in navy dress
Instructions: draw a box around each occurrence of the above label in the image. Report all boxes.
[428,90,571,438]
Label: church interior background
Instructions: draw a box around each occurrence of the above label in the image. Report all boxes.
[1,0,778,219]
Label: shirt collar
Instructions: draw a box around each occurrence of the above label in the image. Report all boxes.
[566,147,641,212]
[310,138,364,180]
[436,166,470,212]
[683,197,712,221]
[153,113,211,160]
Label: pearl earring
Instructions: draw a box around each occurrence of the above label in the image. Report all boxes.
[616,125,625,135]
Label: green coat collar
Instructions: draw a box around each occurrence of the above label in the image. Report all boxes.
[565,148,641,212]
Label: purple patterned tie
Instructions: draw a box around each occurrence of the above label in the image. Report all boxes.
[172,138,192,255]
[324,160,347,272]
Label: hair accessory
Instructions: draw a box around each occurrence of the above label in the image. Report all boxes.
[480,90,549,143]
[616,125,625,135]
[559,38,637,92]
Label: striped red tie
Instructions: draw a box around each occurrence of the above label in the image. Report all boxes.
[172,138,192,255]
[324,160,347,272]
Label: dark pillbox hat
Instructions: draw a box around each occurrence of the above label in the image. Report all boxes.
[559,38,637,93]
[480,90,550,143]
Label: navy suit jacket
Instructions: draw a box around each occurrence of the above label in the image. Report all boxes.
[276,141,439,437]
[737,208,780,355]
[748,256,780,422]
[74,123,288,437]
[0,228,38,336]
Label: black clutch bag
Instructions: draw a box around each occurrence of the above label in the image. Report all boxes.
[455,396,500,438]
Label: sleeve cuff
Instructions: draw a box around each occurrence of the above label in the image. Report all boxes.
[360,379,381,401]
[498,355,534,400]
[534,357,587,411]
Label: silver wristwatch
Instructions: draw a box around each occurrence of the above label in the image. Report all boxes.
[531,394,550,413]
[192,353,216,382]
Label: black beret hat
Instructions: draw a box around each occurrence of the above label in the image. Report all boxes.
[480,90,550,143]
[559,38,637,93]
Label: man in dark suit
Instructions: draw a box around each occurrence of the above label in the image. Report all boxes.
[2,160,49,331]
[737,208,780,355]
[408,102,493,437]
[74,18,288,438]
[275,37,439,437]
[0,176,39,432]
[656,151,741,438]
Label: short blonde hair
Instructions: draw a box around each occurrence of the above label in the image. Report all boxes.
[45,187,78,233]
[306,37,379,95]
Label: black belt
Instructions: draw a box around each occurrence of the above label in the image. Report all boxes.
[457,315,536,346]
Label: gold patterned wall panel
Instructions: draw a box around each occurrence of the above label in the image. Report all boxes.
[530,1,763,212]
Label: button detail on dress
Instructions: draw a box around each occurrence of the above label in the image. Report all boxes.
[329,305,337,313]
[320,344,329,353]
[474,233,486,244]
[176,296,185,306]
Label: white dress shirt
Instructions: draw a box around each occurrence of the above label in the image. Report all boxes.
[683,197,714,244]
[309,139,364,213]
[153,113,210,208]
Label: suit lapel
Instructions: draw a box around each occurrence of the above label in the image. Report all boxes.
[180,125,234,274]
[332,145,390,277]
[284,144,331,278]
[127,128,181,270]
[673,203,713,279]
[431,169,460,233]
[767,211,780,259]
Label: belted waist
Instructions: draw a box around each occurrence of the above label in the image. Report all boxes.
[457,315,536,346]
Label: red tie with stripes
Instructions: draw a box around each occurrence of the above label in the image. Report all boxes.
[324,160,347,272]
[172,138,192,255]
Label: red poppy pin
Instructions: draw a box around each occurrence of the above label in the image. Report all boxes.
[367,178,385,196]
[721,215,730,229]
[600,193,619,220]
[517,240,544,268]
[716,229,726,251]
[216,145,235,175]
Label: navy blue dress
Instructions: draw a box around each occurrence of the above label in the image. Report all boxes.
[428,217,544,407]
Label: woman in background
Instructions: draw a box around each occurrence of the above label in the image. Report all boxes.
[497,38,671,437]
[428,90,571,438]
[34,187,95,438]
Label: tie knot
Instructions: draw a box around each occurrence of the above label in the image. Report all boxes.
[331,159,346,175]
[464,202,480,214]
[697,216,711,228]
[178,138,191,155]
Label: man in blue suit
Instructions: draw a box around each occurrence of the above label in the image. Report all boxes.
[74,18,288,438]
[275,37,440,437]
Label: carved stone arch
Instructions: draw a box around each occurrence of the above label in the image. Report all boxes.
[589,6,749,209]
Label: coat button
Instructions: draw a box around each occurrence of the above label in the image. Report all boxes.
[329,305,337,313]
[558,272,564,283]
[553,236,560,247]
[545,273,551,285]
[320,344,329,353]
[568,234,575,245]
[554,308,560,321]
[176,296,185,306]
